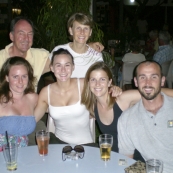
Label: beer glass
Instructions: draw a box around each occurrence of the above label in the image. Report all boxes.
[99,134,113,161]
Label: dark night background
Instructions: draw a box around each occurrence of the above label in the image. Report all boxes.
[0,0,173,50]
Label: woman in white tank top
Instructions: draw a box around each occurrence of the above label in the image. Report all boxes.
[34,48,93,144]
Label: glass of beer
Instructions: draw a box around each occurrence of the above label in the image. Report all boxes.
[99,134,113,161]
[36,130,50,156]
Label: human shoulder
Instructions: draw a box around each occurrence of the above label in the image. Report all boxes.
[162,92,173,105]
[0,48,5,54]
[0,44,11,61]
[70,78,82,88]
[0,43,12,52]
[0,48,7,67]
[78,78,84,90]
[79,78,84,83]
[38,85,50,99]
[40,84,50,93]
[168,45,173,51]
[26,92,38,99]
[87,45,102,57]
[30,47,50,57]
[26,93,38,106]
[153,50,161,61]
[119,102,140,123]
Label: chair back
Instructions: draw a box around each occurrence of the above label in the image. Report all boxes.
[166,60,173,88]
[120,62,139,88]
[161,60,172,77]
[46,114,96,143]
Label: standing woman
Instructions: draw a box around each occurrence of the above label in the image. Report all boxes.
[49,13,103,78]
[0,57,38,151]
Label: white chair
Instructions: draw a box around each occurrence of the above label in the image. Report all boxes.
[166,60,173,88]
[161,60,172,77]
[46,114,96,143]
[120,62,139,88]
[161,60,172,87]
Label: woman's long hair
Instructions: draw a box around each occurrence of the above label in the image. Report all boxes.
[0,56,36,104]
[81,61,115,117]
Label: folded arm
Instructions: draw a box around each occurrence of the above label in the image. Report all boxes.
[116,90,141,111]
[88,42,104,52]
[116,88,173,111]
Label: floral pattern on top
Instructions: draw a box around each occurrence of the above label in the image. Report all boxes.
[0,134,28,152]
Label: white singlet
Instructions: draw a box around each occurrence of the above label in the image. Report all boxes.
[48,78,93,144]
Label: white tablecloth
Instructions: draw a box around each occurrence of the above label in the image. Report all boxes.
[0,144,136,173]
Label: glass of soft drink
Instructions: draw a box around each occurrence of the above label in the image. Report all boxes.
[146,159,163,173]
[99,134,113,161]
[36,130,50,156]
[3,142,18,171]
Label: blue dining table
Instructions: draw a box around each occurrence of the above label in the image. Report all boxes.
[0,144,136,173]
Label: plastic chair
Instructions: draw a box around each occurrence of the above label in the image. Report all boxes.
[161,60,172,77]
[46,114,96,143]
[166,60,173,88]
[161,60,172,87]
[120,62,139,88]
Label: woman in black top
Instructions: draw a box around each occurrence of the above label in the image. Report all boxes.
[81,61,148,161]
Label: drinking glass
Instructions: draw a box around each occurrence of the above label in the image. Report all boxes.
[36,130,50,156]
[146,159,163,173]
[99,134,113,161]
[3,142,18,171]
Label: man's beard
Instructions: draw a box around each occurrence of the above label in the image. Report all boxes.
[138,86,161,100]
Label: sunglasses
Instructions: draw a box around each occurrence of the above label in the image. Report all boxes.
[62,145,85,161]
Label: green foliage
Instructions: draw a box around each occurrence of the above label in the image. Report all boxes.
[102,51,115,68]
[36,0,104,51]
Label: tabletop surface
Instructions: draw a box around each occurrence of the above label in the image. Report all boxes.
[0,144,136,173]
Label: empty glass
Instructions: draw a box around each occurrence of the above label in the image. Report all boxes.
[146,159,163,173]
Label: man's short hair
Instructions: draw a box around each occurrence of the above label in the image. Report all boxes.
[159,30,170,44]
[10,16,34,33]
[134,60,163,77]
